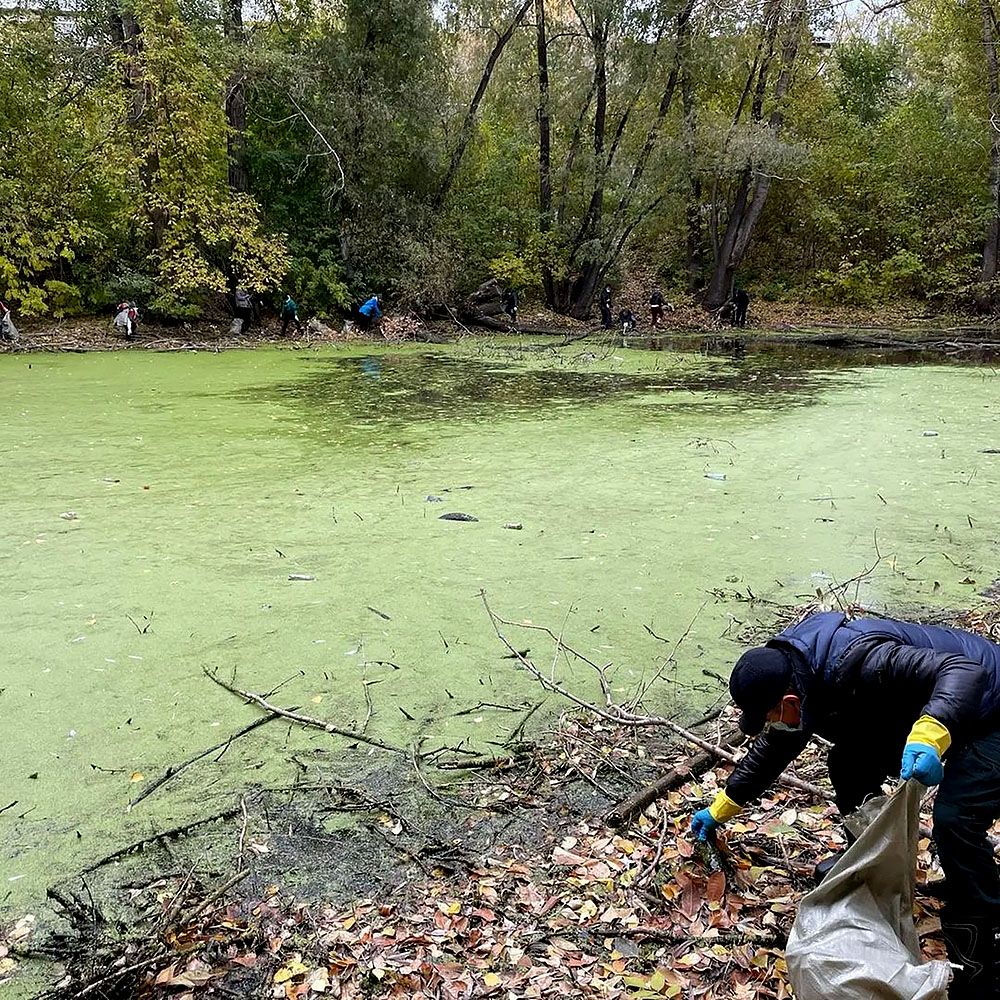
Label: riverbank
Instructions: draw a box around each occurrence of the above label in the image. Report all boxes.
[9,590,1000,998]
[3,300,998,355]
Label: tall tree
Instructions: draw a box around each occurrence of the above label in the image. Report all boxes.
[979,0,1000,307]
[704,0,808,309]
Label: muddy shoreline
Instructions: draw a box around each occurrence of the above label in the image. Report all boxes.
[3,304,1000,356]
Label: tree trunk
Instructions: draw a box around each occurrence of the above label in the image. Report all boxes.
[111,9,166,250]
[680,27,703,291]
[979,0,1000,310]
[536,0,555,306]
[224,0,248,194]
[704,0,804,310]
[435,0,533,207]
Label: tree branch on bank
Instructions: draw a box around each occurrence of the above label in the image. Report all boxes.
[202,667,405,755]
[480,590,833,804]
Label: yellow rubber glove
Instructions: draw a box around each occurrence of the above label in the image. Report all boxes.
[708,790,743,823]
[906,715,952,756]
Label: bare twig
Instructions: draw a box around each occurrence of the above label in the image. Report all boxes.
[129,712,288,810]
[481,591,833,803]
[203,667,404,755]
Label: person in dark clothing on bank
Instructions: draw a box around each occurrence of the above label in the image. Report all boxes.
[233,287,254,334]
[649,288,666,328]
[280,294,301,336]
[733,286,750,328]
[502,287,518,326]
[599,286,613,329]
[618,308,636,334]
[690,611,1000,998]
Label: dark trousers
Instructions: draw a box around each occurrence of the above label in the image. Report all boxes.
[600,304,612,328]
[829,730,1000,919]
[734,302,748,327]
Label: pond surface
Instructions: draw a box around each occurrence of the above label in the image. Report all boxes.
[2,336,999,917]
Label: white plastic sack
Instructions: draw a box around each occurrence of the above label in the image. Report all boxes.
[786,780,951,1000]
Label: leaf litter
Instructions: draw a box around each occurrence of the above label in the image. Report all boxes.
[5,601,1000,998]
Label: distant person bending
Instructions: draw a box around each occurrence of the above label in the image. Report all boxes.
[715,300,735,329]
[280,294,302,336]
[599,285,613,329]
[358,294,382,331]
[733,287,750,328]
[502,287,518,326]
[113,300,140,340]
[0,300,19,343]
[618,308,636,334]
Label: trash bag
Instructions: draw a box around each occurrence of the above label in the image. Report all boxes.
[786,780,951,1000]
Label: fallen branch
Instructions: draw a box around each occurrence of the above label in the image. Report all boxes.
[81,808,239,873]
[606,726,746,828]
[481,591,833,803]
[129,712,289,810]
[203,667,404,755]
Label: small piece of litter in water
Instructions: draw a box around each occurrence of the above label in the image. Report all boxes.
[923,430,939,437]
[288,574,315,581]
[704,472,727,481]
[71,635,86,643]
[439,512,479,522]
[503,522,523,530]
[425,495,444,502]
[60,511,78,520]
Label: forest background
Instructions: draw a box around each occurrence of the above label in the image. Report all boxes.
[3,0,1000,323]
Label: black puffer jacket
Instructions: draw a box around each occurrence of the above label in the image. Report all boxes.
[725,612,1000,806]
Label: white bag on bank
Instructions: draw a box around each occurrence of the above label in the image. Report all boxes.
[786,780,951,1000]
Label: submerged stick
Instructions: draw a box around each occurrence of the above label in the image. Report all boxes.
[129,712,290,810]
[81,808,239,873]
[203,667,405,755]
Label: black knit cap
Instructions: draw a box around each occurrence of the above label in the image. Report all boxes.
[730,647,794,736]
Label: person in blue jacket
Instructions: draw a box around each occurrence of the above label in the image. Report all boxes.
[690,612,1000,998]
[357,294,382,331]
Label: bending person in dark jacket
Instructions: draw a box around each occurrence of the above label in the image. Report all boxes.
[690,611,1000,998]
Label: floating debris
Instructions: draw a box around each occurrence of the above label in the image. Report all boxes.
[288,574,316,582]
[704,472,727,481]
[439,513,479,522]
[503,522,523,530]
[60,511,79,520]
[425,495,444,503]
[922,430,939,437]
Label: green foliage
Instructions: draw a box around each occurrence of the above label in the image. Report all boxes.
[489,252,537,292]
[834,35,904,124]
[286,244,351,315]
[1,0,999,318]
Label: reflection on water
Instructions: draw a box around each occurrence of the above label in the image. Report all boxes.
[237,347,856,431]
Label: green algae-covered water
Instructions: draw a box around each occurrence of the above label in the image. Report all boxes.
[2,337,999,919]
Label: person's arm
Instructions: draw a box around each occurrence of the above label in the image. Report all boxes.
[872,641,989,786]
[692,728,809,838]
[879,642,988,746]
